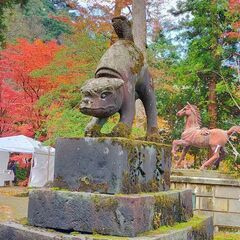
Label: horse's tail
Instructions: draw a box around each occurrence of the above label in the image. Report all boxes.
[227,126,240,136]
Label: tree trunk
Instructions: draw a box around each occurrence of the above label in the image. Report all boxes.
[132,0,147,61]
[198,71,218,129]
[132,0,147,126]
[208,74,217,129]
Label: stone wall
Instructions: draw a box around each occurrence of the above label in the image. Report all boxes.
[171,169,240,231]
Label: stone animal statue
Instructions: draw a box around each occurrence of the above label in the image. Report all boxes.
[172,103,240,170]
[80,16,158,138]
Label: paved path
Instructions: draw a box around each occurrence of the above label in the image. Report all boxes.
[0,187,28,222]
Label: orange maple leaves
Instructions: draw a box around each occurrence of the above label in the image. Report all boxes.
[225,0,240,40]
[0,39,61,137]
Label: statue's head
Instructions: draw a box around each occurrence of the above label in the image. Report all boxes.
[80,77,124,118]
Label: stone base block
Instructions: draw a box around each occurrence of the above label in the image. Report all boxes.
[53,137,171,194]
[28,189,193,237]
[0,215,213,240]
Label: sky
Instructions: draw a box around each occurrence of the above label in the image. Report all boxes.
[76,0,179,17]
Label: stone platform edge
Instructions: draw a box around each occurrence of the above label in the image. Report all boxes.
[27,189,193,237]
[58,136,172,148]
[0,215,213,240]
[171,176,240,187]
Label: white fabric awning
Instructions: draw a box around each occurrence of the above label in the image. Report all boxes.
[0,135,54,154]
[0,135,55,187]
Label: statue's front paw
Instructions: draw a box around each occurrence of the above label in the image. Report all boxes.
[145,127,161,142]
[145,133,161,142]
[85,125,102,137]
[110,123,131,138]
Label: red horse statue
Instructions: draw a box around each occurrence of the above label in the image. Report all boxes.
[172,103,240,170]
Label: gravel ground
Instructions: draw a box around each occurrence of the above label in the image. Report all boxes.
[214,232,240,240]
[0,187,28,222]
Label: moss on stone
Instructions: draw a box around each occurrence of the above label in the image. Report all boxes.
[109,123,131,138]
[163,170,171,188]
[50,175,69,190]
[97,136,171,148]
[17,217,29,225]
[78,177,109,193]
[91,194,118,212]
[98,136,171,194]
[153,193,178,229]
[214,232,240,240]
[90,215,209,239]
[142,215,206,236]
[85,124,103,137]
[70,231,81,236]
[92,234,130,240]
[120,39,144,75]
[52,137,171,194]
[50,187,69,192]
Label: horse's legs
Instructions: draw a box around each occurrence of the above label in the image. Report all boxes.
[200,145,221,170]
[172,139,185,155]
[213,147,226,169]
[178,146,191,168]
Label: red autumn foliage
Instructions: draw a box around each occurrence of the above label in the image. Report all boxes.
[0,39,61,137]
[224,0,240,40]
[10,153,32,168]
[229,0,240,12]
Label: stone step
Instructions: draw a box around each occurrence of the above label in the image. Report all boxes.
[28,189,193,237]
[171,169,240,187]
[171,169,238,179]
[0,215,213,240]
[53,137,172,194]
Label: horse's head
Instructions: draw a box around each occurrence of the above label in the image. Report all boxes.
[177,103,202,127]
[177,104,194,117]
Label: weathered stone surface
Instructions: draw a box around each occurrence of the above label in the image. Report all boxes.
[214,212,240,227]
[199,197,213,211]
[229,199,240,213]
[171,170,240,230]
[0,222,84,240]
[53,137,171,194]
[171,169,237,180]
[191,215,213,240]
[186,184,214,197]
[0,215,213,240]
[171,175,240,187]
[194,210,213,218]
[28,189,192,237]
[179,189,193,221]
[215,186,240,199]
[212,198,228,212]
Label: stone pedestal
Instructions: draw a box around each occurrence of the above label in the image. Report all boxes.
[1,137,214,240]
[53,137,171,193]
[28,189,193,237]
[0,216,214,240]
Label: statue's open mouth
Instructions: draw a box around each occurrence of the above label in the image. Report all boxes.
[80,106,116,118]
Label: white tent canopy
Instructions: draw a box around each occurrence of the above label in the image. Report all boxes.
[0,135,55,187]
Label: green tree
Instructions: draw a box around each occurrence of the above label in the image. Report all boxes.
[149,0,240,170]
[171,0,240,129]
[0,0,28,46]
[3,0,71,44]
[33,31,108,144]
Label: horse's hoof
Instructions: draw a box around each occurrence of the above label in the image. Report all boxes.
[174,161,182,168]
[200,165,207,170]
